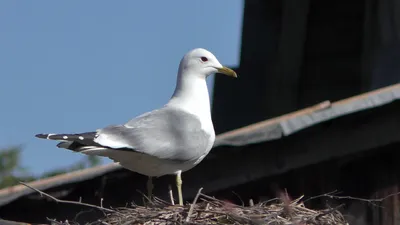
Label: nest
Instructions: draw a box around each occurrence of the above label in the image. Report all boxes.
[87,191,348,225]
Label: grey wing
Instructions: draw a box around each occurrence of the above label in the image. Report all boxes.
[94,107,212,162]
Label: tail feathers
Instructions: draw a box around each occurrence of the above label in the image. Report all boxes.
[35,131,108,153]
[35,131,126,157]
[35,132,97,142]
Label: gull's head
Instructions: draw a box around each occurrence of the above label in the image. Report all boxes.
[178,48,237,79]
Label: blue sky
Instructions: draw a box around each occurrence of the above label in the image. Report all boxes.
[0,1,243,176]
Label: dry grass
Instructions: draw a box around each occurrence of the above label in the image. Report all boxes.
[84,192,348,225]
[20,182,348,225]
[22,181,400,224]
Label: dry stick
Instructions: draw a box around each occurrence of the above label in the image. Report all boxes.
[309,204,345,223]
[199,193,229,205]
[153,196,170,206]
[303,190,339,203]
[304,190,400,207]
[20,182,117,214]
[249,199,254,207]
[328,192,400,202]
[135,189,154,207]
[231,191,244,206]
[168,184,175,205]
[98,220,111,225]
[185,187,203,222]
[205,203,210,211]
[47,217,63,225]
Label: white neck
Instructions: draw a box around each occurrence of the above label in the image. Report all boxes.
[166,72,213,131]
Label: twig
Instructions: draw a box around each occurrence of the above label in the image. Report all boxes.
[153,196,171,206]
[310,204,345,223]
[232,191,244,206]
[98,220,110,225]
[74,209,96,221]
[303,190,339,203]
[249,199,254,207]
[328,192,400,202]
[20,182,117,213]
[168,185,175,205]
[135,189,154,207]
[260,197,280,205]
[47,218,63,225]
[185,187,203,222]
[304,190,400,207]
[199,193,245,209]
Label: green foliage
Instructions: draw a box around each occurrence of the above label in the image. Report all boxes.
[0,146,101,189]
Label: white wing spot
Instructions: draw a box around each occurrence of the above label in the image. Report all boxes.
[79,136,84,140]
[63,136,68,139]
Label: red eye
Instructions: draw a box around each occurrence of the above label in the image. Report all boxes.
[201,57,208,62]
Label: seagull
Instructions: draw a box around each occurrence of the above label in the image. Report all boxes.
[35,48,237,206]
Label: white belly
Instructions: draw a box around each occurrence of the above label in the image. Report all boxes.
[107,148,210,177]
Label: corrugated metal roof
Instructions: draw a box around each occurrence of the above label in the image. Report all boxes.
[1,83,399,207]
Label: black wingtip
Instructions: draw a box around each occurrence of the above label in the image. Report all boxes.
[35,133,48,139]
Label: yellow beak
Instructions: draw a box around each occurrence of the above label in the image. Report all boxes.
[217,66,237,78]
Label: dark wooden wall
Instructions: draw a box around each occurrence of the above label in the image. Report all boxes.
[212,0,400,134]
[210,143,400,225]
[298,0,365,108]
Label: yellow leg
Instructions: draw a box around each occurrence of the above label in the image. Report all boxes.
[147,176,154,200]
[176,171,183,206]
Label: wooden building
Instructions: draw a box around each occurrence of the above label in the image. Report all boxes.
[213,0,400,134]
[1,0,400,224]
